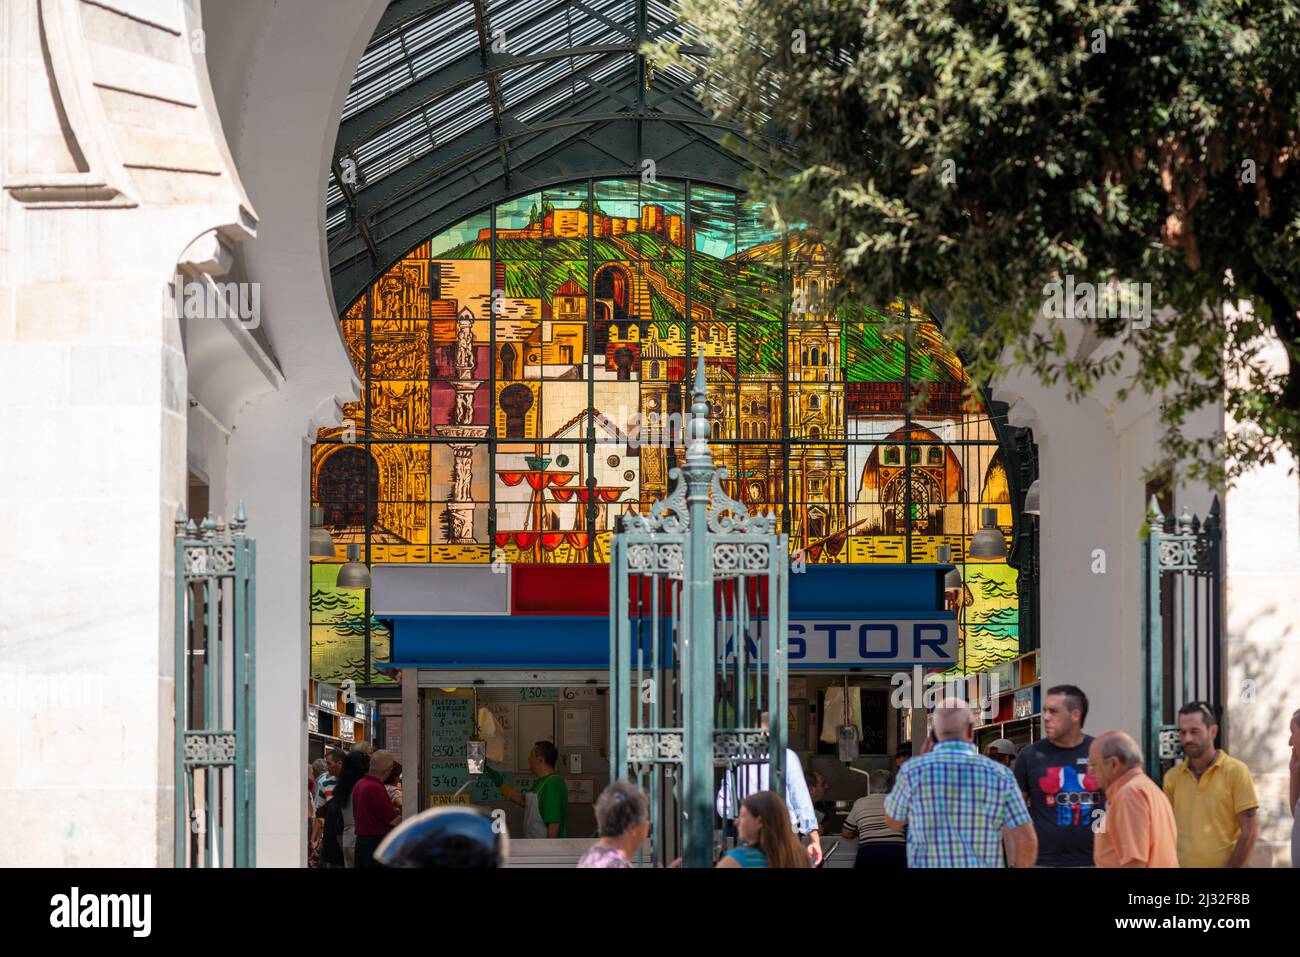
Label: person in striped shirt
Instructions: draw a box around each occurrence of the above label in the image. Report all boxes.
[842,769,907,868]
[884,699,1037,867]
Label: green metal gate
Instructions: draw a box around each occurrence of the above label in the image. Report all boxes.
[1141,496,1222,782]
[174,505,256,867]
[609,355,789,868]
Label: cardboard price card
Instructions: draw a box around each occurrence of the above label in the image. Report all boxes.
[427,762,515,802]
[427,793,471,806]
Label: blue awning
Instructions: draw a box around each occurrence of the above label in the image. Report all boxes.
[383,564,958,671]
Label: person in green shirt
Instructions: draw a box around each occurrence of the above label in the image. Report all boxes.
[487,740,568,838]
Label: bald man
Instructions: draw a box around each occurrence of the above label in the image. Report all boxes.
[884,700,1037,867]
[1087,731,1178,868]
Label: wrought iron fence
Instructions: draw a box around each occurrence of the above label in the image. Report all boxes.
[1141,496,1222,781]
[174,505,256,867]
[609,355,789,867]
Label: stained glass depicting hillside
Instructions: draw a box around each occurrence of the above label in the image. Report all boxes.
[312,178,1020,679]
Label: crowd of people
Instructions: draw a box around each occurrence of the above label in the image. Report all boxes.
[308,743,405,868]
[870,686,1284,869]
[307,689,1300,869]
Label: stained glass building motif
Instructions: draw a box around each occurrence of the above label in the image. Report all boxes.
[311,179,1020,683]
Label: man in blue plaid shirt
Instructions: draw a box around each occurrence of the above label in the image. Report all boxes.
[885,700,1038,867]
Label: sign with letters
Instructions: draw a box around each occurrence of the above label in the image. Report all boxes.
[719,618,956,668]
[429,696,474,759]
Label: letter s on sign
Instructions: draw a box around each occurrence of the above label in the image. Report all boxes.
[787,623,806,660]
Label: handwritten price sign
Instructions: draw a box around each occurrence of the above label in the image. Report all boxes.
[428,793,471,807]
[427,762,526,802]
[517,687,559,701]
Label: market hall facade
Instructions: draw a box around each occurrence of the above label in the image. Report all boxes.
[2,0,1296,867]
[307,178,1038,844]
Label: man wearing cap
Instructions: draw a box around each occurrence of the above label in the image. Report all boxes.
[986,739,1017,768]
[352,749,401,867]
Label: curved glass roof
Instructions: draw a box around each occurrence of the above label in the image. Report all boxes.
[326,0,770,309]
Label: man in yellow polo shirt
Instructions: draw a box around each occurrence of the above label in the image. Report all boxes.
[1163,701,1259,867]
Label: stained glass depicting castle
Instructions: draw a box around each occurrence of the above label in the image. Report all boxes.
[311,180,1020,682]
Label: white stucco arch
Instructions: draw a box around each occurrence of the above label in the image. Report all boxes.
[194,0,388,866]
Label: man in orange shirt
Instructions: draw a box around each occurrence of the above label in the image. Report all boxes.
[1088,731,1178,868]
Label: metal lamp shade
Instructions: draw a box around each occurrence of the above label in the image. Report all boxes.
[968,508,1008,559]
[337,543,371,589]
[936,544,963,589]
[310,506,337,559]
[1023,479,1041,516]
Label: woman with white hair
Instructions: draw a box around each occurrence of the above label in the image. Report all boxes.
[577,781,651,868]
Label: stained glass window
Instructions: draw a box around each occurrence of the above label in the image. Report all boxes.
[312,179,1020,682]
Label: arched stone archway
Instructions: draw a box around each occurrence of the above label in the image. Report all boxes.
[314,445,379,529]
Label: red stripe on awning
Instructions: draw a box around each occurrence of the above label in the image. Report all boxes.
[511,564,610,615]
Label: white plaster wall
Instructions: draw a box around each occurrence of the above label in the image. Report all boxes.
[187,399,230,511]
[1223,329,1300,866]
[996,338,1218,749]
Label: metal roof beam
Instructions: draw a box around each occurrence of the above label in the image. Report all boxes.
[647,74,704,110]
[340,71,650,232]
[344,115,749,266]
[330,126,752,308]
[470,0,511,185]
[568,64,638,111]
[357,112,750,227]
[338,39,708,155]
[570,0,636,40]
[329,76,785,238]
[371,0,463,44]
[336,52,641,220]
[344,0,603,142]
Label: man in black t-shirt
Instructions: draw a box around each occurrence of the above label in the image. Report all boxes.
[1013,684,1105,867]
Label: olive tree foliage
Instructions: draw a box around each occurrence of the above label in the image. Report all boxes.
[655,0,1300,482]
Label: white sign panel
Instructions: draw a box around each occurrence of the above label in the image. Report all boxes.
[720,619,956,668]
[568,778,594,804]
[562,708,591,747]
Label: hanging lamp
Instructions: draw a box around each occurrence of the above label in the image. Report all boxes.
[936,544,963,589]
[336,543,371,589]
[968,507,1008,559]
[1023,479,1041,517]
[310,506,337,559]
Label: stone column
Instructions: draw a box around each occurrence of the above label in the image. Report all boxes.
[0,0,254,865]
[224,389,337,867]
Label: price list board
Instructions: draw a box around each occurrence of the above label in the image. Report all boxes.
[429,695,474,761]
[427,693,539,804]
[427,763,537,803]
